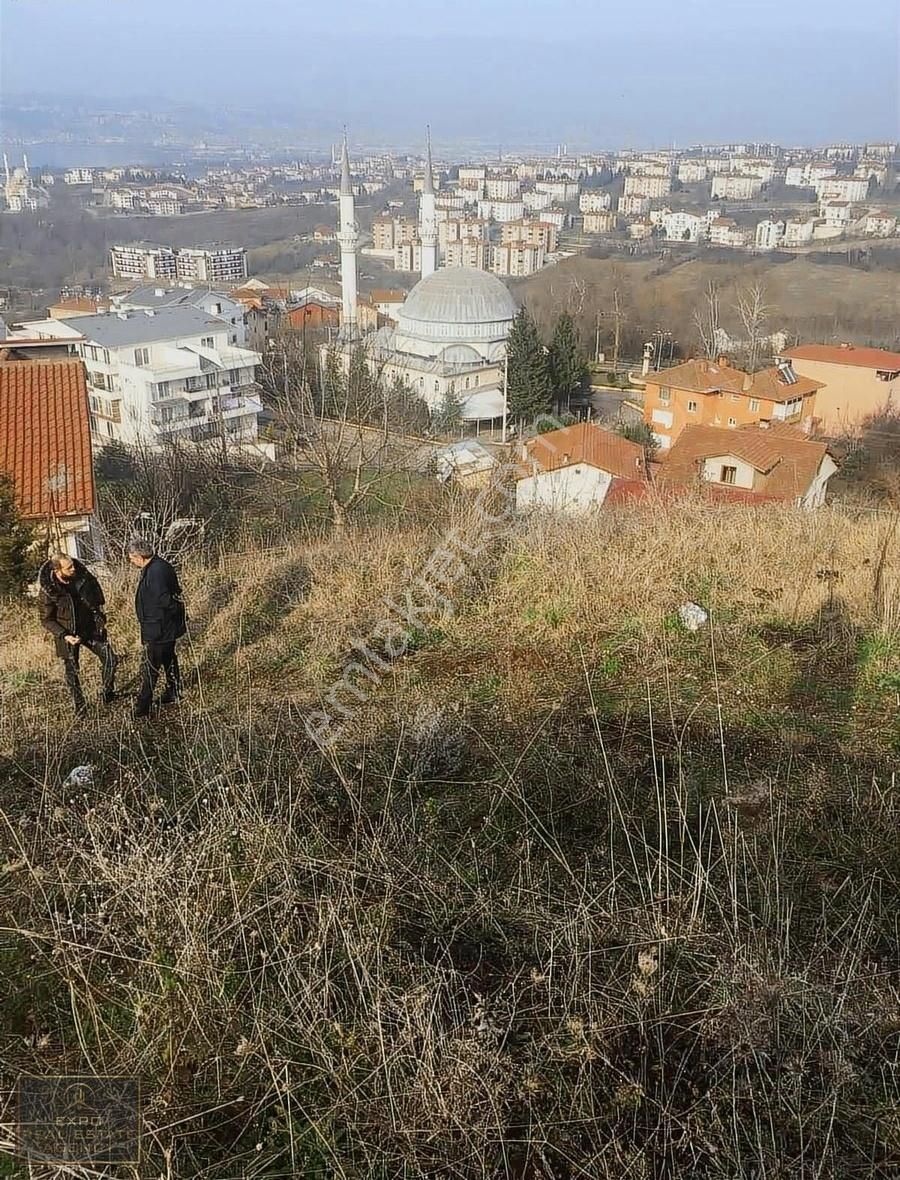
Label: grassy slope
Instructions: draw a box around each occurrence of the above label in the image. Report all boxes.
[1,500,898,1177]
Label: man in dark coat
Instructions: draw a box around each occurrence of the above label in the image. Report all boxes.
[127,538,186,719]
[38,552,118,716]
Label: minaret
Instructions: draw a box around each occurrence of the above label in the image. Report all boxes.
[337,132,359,336]
[419,127,438,279]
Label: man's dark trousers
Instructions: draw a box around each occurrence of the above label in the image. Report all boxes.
[63,640,118,711]
[135,641,181,715]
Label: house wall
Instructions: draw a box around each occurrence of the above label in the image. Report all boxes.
[643,378,816,447]
[516,465,612,513]
[700,455,757,489]
[785,358,900,433]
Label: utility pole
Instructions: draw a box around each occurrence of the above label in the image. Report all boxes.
[501,352,508,445]
[612,289,622,372]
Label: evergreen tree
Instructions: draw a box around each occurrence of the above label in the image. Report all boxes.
[432,385,464,435]
[547,312,588,413]
[506,307,552,425]
[616,419,659,460]
[0,474,35,597]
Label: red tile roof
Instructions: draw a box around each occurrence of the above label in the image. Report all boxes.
[647,358,822,403]
[517,422,646,481]
[0,360,95,519]
[658,423,833,501]
[784,343,900,370]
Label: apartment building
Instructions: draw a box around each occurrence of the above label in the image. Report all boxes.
[439,218,489,250]
[492,241,545,276]
[109,242,246,284]
[583,210,618,234]
[618,194,651,217]
[64,168,94,185]
[755,219,786,250]
[478,197,526,222]
[662,211,707,242]
[485,174,521,199]
[781,343,900,432]
[500,218,558,252]
[821,201,852,228]
[814,176,869,203]
[579,190,613,213]
[394,240,423,272]
[643,357,822,450]
[677,161,708,184]
[535,179,579,203]
[863,211,898,237]
[523,189,554,212]
[109,243,178,281]
[35,306,262,448]
[782,217,816,247]
[709,218,752,248]
[443,238,492,270]
[623,174,671,199]
[711,174,764,200]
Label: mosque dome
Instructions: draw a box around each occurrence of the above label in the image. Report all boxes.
[393,268,518,360]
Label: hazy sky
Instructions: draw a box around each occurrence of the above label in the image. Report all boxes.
[1,0,898,146]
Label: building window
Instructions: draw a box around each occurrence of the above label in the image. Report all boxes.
[134,347,149,367]
[721,465,737,484]
[201,336,215,348]
[730,393,740,402]
[728,417,737,427]
[687,400,698,413]
[659,387,671,404]
[749,398,760,412]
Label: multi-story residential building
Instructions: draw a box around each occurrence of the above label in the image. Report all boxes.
[444,238,492,270]
[814,176,869,203]
[618,194,651,217]
[435,194,466,215]
[628,219,653,240]
[755,218,786,250]
[175,245,247,285]
[523,189,554,212]
[677,161,708,184]
[785,162,835,188]
[539,207,567,231]
[500,219,558,252]
[709,218,752,248]
[110,285,247,345]
[439,217,489,250]
[782,217,816,247]
[371,215,396,253]
[458,166,487,187]
[485,174,521,199]
[781,343,900,433]
[492,241,545,276]
[643,357,822,450]
[821,201,852,228]
[146,196,184,216]
[623,174,671,199]
[535,179,579,202]
[478,197,526,222]
[109,243,178,281]
[711,174,764,200]
[662,211,707,242]
[583,210,617,234]
[863,211,898,237]
[394,240,423,272]
[579,190,613,213]
[64,167,94,185]
[40,306,263,448]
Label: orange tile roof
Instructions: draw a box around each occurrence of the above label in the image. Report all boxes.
[49,296,110,314]
[0,360,95,519]
[659,423,832,501]
[648,359,822,403]
[784,343,900,370]
[518,422,646,481]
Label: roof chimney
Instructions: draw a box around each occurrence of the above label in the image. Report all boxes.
[742,372,752,392]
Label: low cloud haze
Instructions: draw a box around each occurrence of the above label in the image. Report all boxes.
[1,0,897,146]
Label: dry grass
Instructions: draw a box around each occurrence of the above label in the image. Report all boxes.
[1,501,898,1177]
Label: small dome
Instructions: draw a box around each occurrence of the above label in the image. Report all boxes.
[399,267,517,330]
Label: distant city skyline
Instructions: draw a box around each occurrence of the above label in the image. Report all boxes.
[1,0,897,148]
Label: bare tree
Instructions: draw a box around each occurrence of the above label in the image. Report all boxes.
[693,280,721,359]
[735,281,770,372]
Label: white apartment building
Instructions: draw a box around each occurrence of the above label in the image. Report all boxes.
[677,161,708,184]
[492,241,545,276]
[38,306,262,448]
[394,240,423,272]
[535,179,579,202]
[439,217,489,250]
[485,174,521,199]
[435,193,466,214]
[500,218,558,252]
[785,162,835,188]
[821,201,852,228]
[110,243,178,281]
[458,166,487,184]
[539,207,567,230]
[583,210,617,234]
[443,239,492,269]
[175,245,247,284]
[110,285,248,346]
[755,219,786,250]
[782,217,816,247]
[579,190,613,213]
[618,194,652,217]
[662,210,707,242]
[478,197,526,222]
[628,220,653,240]
[147,196,184,216]
[711,174,764,200]
[814,176,870,204]
[709,218,752,248]
[623,174,671,199]
[523,189,554,212]
[64,168,94,185]
[863,211,898,237]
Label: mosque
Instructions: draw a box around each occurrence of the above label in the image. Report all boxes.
[331,135,517,423]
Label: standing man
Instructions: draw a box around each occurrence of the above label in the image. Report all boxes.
[127,538,187,719]
[38,552,118,717]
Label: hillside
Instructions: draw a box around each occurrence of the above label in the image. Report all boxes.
[1,500,899,1177]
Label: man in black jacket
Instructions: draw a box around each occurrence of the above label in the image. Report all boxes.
[38,552,118,716]
[127,538,187,719]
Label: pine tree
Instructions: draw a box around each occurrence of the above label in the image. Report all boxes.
[432,385,464,435]
[547,312,588,413]
[506,307,552,425]
[0,474,35,597]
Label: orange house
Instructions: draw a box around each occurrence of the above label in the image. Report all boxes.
[643,357,822,450]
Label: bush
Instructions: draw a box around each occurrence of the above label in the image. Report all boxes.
[0,474,35,597]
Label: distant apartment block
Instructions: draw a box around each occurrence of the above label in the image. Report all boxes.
[477,197,526,222]
[443,238,492,269]
[677,161,708,184]
[662,211,707,242]
[755,219,786,250]
[579,191,613,213]
[492,241,545,277]
[109,242,247,284]
[534,179,579,203]
[623,174,671,200]
[711,174,764,201]
[500,218,558,252]
[583,210,617,234]
[485,174,521,199]
[709,218,752,248]
[64,167,94,185]
[618,194,652,217]
[814,176,870,204]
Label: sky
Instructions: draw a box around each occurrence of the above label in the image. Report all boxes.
[1,0,898,148]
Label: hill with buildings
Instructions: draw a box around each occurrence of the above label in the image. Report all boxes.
[1,499,898,1176]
